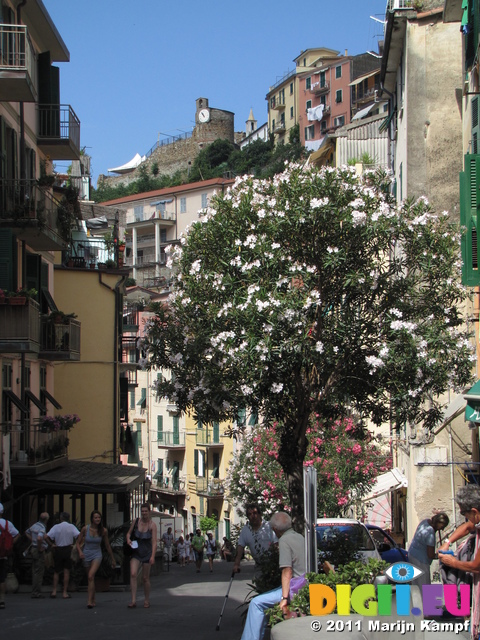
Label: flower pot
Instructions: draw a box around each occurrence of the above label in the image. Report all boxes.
[8,296,26,305]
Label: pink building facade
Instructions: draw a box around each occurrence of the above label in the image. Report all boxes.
[298,56,352,150]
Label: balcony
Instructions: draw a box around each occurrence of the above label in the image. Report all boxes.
[0,179,67,250]
[0,298,40,353]
[151,476,186,495]
[37,104,81,160]
[9,426,69,476]
[310,82,329,96]
[157,431,185,448]
[0,24,37,102]
[196,428,224,447]
[272,120,286,134]
[196,477,225,497]
[39,316,81,361]
[272,95,285,110]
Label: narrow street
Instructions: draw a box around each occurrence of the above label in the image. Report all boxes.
[0,558,255,640]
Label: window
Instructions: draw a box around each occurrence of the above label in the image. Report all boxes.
[160,228,167,243]
[306,100,312,112]
[290,82,294,95]
[334,116,345,127]
[134,205,144,222]
[137,387,146,409]
[180,197,186,213]
[195,449,206,477]
[320,95,326,106]
[130,390,136,409]
[305,125,315,140]
[306,77,311,90]
[270,96,276,109]
[321,121,327,133]
[157,202,166,215]
[290,106,294,119]
[271,119,275,133]
[336,89,342,103]
[201,193,208,208]
[336,65,342,79]
[320,71,326,88]
[157,415,163,443]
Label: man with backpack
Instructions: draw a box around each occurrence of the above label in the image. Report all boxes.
[0,502,19,610]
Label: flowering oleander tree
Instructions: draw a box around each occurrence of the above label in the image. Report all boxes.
[225,418,392,519]
[142,162,474,526]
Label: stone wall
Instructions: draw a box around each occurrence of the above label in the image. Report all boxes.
[99,105,236,189]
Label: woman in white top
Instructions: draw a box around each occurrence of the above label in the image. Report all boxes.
[176,536,186,566]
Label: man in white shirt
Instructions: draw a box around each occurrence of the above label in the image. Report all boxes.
[233,504,277,578]
[0,502,19,610]
[26,512,50,598]
[46,512,80,599]
[162,527,174,562]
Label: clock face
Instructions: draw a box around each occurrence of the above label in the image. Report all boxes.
[198,108,210,123]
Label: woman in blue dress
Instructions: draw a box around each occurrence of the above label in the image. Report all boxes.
[76,510,115,609]
[126,503,157,609]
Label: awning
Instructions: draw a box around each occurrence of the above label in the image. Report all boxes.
[41,389,62,410]
[25,390,47,412]
[108,153,144,174]
[349,69,380,87]
[379,109,396,133]
[361,468,408,502]
[352,103,375,121]
[13,460,146,493]
[150,199,174,207]
[4,390,29,414]
[465,380,480,423]
[308,140,334,166]
[86,216,108,230]
[433,393,467,435]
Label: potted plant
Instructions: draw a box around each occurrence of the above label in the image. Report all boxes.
[7,287,37,305]
[105,258,116,269]
[47,310,77,325]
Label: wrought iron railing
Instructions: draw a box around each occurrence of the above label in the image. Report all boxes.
[0,178,59,228]
[40,317,81,358]
[0,23,37,90]
[157,431,185,447]
[196,477,224,496]
[8,424,69,466]
[37,104,80,153]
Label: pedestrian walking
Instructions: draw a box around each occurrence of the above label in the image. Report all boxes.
[76,510,116,609]
[0,503,19,610]
[408,512,449,586]
[47,512,80,599]
[176,535,186,566]
[205,532,216,573]
[192,528,205,573]
[126,503,157,609]
[25,512,50,598]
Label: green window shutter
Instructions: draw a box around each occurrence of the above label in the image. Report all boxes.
[213,422,219,443]
[194,449,198,476]
[136,422,142,447]
[137,387,146,407]
[0,230,14,291]
[460,154,480,285]
[157,415,163,442]
[129,389,135,409]
[472,97,480,155]
[173,415,179,444]
[237,408,246,427]
[200,497,204,515]
[154,458,163,480]
[197,419,203,429]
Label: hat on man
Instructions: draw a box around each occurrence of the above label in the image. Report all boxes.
[0,503,4,514]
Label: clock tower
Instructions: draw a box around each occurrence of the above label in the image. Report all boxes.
[196,97,210,124]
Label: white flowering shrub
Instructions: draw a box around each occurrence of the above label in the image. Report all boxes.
[143,162,474,523]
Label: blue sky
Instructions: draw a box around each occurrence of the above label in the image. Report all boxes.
[43,0,388,187]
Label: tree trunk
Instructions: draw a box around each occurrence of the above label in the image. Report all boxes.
[278,416,309,532]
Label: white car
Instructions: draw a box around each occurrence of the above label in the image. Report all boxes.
[316,518,382,564]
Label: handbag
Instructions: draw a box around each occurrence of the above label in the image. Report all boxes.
[440,534,476,586]
[124,518,138,557]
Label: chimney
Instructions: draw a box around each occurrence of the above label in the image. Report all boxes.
[345,49,348,57]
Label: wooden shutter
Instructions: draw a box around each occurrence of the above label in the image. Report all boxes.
[157,415,163,443]
[460,154,480,285]
[194,449,198,476]
[0,230,14,291]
